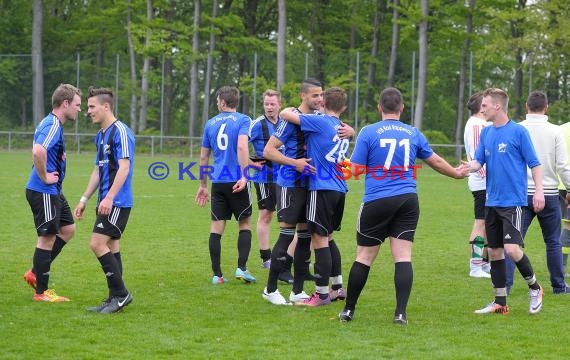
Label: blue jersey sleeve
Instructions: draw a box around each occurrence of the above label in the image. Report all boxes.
[35,118,60,150]
[299,114,320,133]
[239,115,251,137]
[202,122,211,149]
[114,122,134,159]
[274,121,294,144]
[415,132,434,160]
[350,128,370,166]
[94,131,101,165]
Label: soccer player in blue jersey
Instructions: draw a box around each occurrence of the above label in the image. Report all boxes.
[468,88,545,316]
[24,84,82,302]
[338,87,468,323]
[74,87,135,313]
[262,78,325,305]
[279,87,351,307]
[195,86,256,285]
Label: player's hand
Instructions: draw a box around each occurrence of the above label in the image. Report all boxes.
[338,123,355,139]
[97,197,113,215]
[74,202,86,220]
[195,185,209,207]
[566,193,570,208]
[455,163,470,178]
[533,191,545,212]
[44,171,59,184]
[232,177,247,193]
[249,160,265,169]
[294,158,315,175]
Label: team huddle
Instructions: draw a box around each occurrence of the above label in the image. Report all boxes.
[24,80,570,322]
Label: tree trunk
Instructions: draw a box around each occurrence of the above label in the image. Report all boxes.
[127,0,138,132]
[189,0,201,138]
[32,0,44,125]
[364,0,383,120]
[276,0,286,90]
[413,0,428,130]
[139,0,153,133]
[347,1,358,123]
[387,0,400,87]
[454,0,475,161]
[202,0,219,125]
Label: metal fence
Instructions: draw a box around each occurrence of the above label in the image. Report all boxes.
[0,130,465,162]
[0,131,203,158]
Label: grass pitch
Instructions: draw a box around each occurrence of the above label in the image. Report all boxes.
[0,151,566,359]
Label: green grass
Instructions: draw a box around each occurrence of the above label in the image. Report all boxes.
[0,151,565,359]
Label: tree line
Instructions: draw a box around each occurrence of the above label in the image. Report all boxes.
[1,0,570,147]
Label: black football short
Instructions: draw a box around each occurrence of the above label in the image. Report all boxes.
[26,189,74,236]
[92,206,131,240]
[485,206,524,248]
[357,193,419,246]
[472,190,486,220]
[211,182,252,221]
[306,190,345,236]
[276,185,307,225]
[254,182,276,211]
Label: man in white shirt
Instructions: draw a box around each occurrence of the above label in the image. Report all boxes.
[506,90,570,294]
[463,92,491,278]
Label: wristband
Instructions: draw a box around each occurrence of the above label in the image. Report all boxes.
[80,195,89,204]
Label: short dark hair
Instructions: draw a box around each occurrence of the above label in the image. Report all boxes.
[87,86,114,111]
[467,92,483,116]
[379,87,403,113]
[324,87,346,112]
[300,78,322,94]
[216,86,240,109]
[526,91,548,112]
[52,84,81,108]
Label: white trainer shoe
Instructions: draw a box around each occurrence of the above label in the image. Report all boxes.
[262,288,290,305]
[470,268,491,278]
[289,291,310,303]
[529,286,543,315]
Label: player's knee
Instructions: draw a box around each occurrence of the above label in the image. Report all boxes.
[59,224,76,241]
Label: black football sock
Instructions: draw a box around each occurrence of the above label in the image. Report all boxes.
[292,231,311,294]
[394,261,413,316]
[515,254,540,290]
[98,252,127,297]
[314,247,332,295]
[50,236,67,262]
[266,227,295,293]
[260,249,271,262]
[345,261,370,311]
[491,259,507,306]
[34,248,52,294]
[114,252,123,275]
[237,230,252,270]
[209,233,222,277]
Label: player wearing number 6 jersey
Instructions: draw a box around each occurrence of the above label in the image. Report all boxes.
[338,87,468,324]
[195,86,256,285]
[280,87,351,307]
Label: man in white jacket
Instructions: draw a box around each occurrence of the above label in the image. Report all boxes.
[463,92,491,278]
[506,90,570,294]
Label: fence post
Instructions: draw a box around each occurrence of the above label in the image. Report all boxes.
[151,136,155,157]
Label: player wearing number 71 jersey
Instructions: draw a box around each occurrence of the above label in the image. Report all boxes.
[280,86,351,307]
[338,87,469,324]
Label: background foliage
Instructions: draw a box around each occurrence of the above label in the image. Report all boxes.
[2,0,570,140]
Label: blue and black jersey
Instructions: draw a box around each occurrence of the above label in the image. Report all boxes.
[95,120,135,208]
[26,113,67,195]
[249,115,280,183]
[273,108,308,188]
